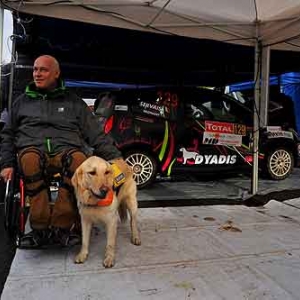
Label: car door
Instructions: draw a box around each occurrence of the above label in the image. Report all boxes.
[174,89,251,174]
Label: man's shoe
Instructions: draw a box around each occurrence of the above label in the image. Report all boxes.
[52,227,81,247]
[19,229,51,249]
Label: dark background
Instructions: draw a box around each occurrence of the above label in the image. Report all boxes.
[2,13,300,95]
[13,13,255,85]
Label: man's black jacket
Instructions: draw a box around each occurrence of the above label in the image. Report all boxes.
[0,81,121,169]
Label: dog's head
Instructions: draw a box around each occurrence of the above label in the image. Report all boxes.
[71,156,114,206]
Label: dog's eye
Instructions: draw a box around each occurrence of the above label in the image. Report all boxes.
[104,170,110,175]
[88,171,96,176]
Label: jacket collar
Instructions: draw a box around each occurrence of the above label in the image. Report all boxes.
[25,79,67,99]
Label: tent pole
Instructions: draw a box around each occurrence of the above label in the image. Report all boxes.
[260,46,270,127]
[251,39,261,195]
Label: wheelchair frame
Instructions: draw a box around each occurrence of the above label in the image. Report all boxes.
[3,173,60,247]
[4,175,27,246]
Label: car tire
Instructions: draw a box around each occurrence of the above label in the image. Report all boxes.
[266,147,294,180]
[124,150,157,189]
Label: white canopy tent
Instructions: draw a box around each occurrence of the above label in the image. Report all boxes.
[2,0,300,49]
[2,0,300,195]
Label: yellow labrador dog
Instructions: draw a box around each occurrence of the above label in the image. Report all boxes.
[71,156,141,268]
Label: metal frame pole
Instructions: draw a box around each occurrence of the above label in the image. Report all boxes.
[251,39,261,195]
[7,18,16,111]
[260,46,270,127]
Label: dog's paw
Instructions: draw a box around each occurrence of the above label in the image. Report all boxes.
[74,252,88,264]
[131,235,141,246]
[103,255,115,268]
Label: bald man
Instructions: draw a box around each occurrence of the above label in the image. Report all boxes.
[0,55,124,248]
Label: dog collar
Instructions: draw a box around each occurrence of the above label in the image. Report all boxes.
[96,189,114,207]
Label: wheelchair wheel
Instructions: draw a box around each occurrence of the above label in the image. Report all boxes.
[4,177,29,243]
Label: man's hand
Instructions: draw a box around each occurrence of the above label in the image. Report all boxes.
[0,167,14,182]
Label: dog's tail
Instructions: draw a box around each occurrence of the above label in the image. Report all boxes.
[118,202,128,222]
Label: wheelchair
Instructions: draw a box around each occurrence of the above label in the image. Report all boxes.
[3,170,60,247]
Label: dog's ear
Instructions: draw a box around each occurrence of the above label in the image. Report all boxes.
[71,168,83,192]
[105,162,113,173]
[105,162,115,188]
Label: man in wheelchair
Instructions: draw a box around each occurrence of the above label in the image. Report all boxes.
[0,55,125,248]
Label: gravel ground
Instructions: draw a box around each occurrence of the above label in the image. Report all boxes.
[0,204,16,297]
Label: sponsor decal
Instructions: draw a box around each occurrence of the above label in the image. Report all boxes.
[203,132,242,146]
[178,147,237,165]
[266,126,282,132]
[205,121,246,136]
[114,105,128,111]
[234,124,247,136]
[205,121,234,133]
[267,131,293,139]
[139,101,166,117]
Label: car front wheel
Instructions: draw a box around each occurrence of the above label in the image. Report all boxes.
[124,151,157,189]
[266,148,294,180]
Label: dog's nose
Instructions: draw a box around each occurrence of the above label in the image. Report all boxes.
[99,189,108,199]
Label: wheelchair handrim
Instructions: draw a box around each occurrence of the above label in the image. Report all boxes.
[4,180,11,222]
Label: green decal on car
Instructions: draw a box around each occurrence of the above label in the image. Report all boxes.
[167,158,177,176]
[159,121,169,161]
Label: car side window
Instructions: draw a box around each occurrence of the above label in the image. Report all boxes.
[185,102,213,120]
[222,96,253,125]
[94,92,115,118]
[202,96,238,122]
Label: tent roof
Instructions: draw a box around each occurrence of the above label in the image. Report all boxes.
[3,0,300,50]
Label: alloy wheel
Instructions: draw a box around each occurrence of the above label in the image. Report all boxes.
[269,149,292,178]
[125,153,155,187]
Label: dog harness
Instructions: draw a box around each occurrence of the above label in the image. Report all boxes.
[111,163,126,187]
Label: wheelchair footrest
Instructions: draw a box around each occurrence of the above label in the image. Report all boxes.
[18,228,81,249]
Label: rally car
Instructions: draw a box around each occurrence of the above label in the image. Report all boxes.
[94,87,300,189]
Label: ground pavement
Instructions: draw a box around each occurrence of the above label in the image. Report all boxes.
[2,198,300,300]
